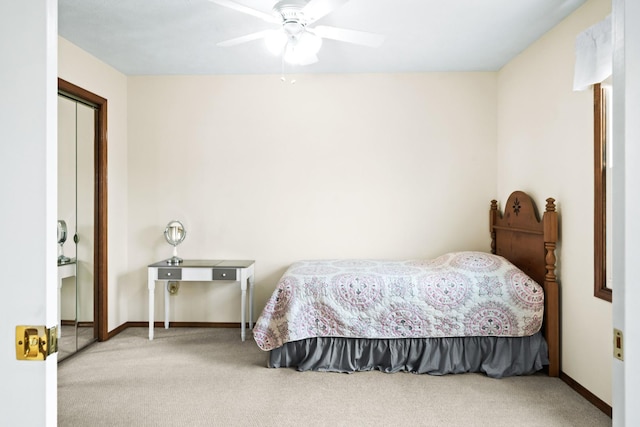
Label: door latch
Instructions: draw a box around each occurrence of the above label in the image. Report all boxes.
[15,325,58,360]
[614,328,624,361]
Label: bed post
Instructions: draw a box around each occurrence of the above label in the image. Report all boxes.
[543,198,559,377]
[489,200,498,254]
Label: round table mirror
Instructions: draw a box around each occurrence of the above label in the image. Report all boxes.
[164,220,186,264]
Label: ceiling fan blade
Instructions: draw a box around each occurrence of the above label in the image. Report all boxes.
[217,29,272,47]
[208,0,279,24]
[312,25,385,48]
[302,0,350,24]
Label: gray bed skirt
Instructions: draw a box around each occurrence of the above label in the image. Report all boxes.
[267,332,549,378]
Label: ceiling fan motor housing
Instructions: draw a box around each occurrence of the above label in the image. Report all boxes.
[273,0,311,28]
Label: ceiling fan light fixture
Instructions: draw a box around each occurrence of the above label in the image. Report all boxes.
[283,31,322,64]
[265,30,288,55]
[298,31,322,54]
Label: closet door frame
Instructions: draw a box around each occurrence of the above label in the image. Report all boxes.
[58,78,108,342]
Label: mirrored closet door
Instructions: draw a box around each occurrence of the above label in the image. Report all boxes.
[57,94,96,361]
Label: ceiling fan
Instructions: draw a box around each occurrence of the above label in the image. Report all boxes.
[209,0,385,66]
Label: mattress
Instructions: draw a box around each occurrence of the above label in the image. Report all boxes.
[253,251,544,352]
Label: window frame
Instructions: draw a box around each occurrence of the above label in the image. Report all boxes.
[594,82,612,302]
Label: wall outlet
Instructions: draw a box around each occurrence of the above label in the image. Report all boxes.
[167,281,180,296]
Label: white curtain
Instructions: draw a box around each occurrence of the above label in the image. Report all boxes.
[573,15,612,91]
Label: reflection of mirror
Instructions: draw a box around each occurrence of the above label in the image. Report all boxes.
[58,220,71,264]
[164,220,186,264]
[58,93,96,361]
[57,220,67,243]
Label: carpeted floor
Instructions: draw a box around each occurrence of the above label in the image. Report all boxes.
[58,327,611,427]
[58,325,96,361]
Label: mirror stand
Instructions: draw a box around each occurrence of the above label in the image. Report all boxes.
[168,246,183,265]
[164,220,186,265]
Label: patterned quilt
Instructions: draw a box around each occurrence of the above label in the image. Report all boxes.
[253,251,544,351]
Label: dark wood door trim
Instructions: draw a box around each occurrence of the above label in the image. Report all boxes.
[58,78,109,341]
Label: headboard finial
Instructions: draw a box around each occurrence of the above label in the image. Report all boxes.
[545,198,556,212]
[489,200,498,254]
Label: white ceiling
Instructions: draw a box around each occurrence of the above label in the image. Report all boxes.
[58,0,587,75]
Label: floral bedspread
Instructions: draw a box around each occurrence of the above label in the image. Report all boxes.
[253,251,544,351]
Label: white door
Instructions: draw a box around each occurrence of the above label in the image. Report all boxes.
[611,1,640,425]
[0,1,58,425]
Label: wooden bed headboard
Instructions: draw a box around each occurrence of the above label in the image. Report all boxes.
[489,191,559,377]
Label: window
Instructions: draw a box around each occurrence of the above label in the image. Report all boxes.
[594,82,612,302]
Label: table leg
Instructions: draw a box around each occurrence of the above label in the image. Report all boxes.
[241,286,247,342]
[248,274,254,329]
[148,270,155,340]
[164,281,170,329]
[58,277,63,338]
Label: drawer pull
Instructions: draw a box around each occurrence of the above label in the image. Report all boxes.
[158,268,181,280]
[213,269,236,281]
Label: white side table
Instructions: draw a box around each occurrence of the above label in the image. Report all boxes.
[147,260,255,341]
[57,260,76,338]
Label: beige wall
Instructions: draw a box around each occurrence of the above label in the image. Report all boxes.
[497,0,612,405]
[58,37,129,330]
[126,73,498,323]
[57,37,498,334]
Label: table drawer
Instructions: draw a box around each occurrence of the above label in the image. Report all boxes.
[158,268,182,280]
[212,268,236,281]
